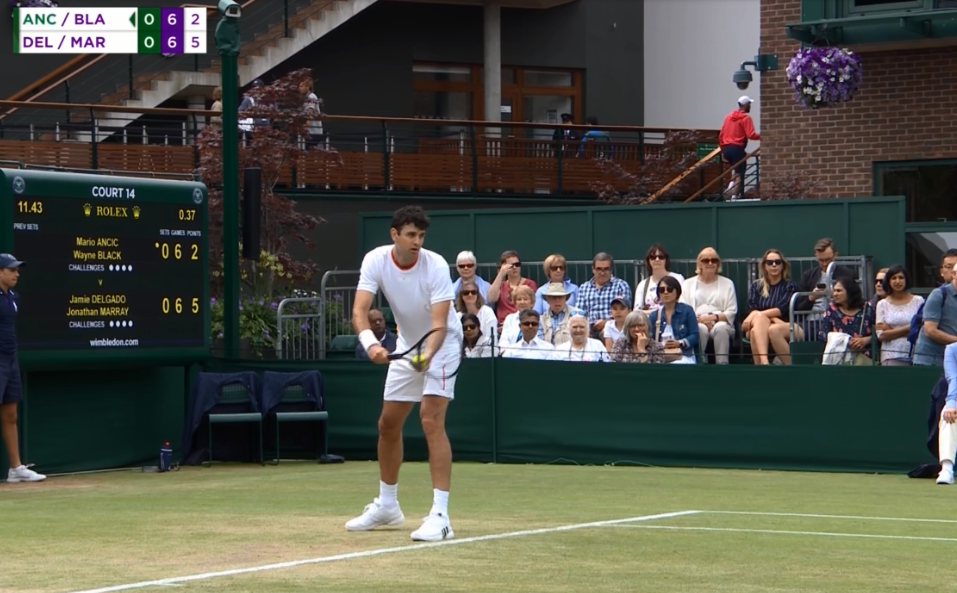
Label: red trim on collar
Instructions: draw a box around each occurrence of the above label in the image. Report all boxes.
[391,248,418,271]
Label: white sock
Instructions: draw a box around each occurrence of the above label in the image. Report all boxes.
[431,488,449,516]
[943,460,954,472]
[379,481,398,508]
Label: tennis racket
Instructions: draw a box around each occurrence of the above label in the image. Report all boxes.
[386,327,464,380]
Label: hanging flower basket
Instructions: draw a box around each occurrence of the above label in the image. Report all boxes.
[786,46,863,109]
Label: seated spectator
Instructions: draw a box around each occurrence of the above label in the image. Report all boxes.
[534,253,578,314]
[875,265,922,366]
[578,252,632,339]
[455,281,497,342]
[452,250,490,300]
[936,341,957,484]
[500,285,535,348]
[634,244,685,312]
[578,116,611,157]
[501,309,555,360]
[554,315,609,362]
[681,247,737,364]
[611,310,665,363]
[488,250,537,329]
[793,238,859,342]
[539,283,585,347]
[913,265,957,367]
[648,276,699,364]
[603,296,630,351]
[742,249,797,365]
[355,308,397,360]
[821,278,874,363]
[461,312,493,358]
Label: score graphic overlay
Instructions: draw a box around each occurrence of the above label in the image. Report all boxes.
[1,170,209,358]
[13,7,206,54]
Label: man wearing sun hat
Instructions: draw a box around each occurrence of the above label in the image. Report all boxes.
[718,96,761,199]
[0,253,45,483]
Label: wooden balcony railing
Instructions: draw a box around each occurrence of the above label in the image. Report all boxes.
[0,101,730,197]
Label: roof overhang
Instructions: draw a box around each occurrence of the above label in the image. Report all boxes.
[786,8,957,51]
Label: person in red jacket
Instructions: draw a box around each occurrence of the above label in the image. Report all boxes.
[718,96,760,198]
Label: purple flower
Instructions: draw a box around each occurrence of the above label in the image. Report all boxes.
[217,331,224,338]
[332,293,342,302]
[210,297,218,305]
[270,301,279,310]
[258,299,265,306]
[786,47,863,109]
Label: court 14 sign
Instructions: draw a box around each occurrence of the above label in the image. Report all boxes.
[0,170,211,364]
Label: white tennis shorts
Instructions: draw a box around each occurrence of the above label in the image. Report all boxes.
[383,338,460,402]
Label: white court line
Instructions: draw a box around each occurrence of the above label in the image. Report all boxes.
[608,524,957,543]
[706,511,957,524]
[64,510,701,593]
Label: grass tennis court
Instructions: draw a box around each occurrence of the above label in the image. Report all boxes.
[2,462,954,593]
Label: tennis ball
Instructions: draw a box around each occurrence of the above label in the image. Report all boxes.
[411,354,425,365]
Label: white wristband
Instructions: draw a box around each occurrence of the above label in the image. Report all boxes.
[359,329,379,352]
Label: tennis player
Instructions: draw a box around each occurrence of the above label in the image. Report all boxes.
[347,206,462,541]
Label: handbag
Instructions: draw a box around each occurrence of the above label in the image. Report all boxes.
[655,308,684,363]
[822,306,871,366]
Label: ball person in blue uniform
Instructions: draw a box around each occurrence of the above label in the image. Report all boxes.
[0,254,45,483]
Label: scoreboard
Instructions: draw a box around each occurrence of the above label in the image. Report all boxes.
[0,170,210,364]
[13,7,206,54]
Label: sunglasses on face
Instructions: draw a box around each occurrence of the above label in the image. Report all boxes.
[458,263,475,269]
[594,266,611,273]
[521,321,539,327]
[700,258,720,265]
[551,265,565,271]
[462,290,478,296]
[649,254,665,261]
[658,286,675,294]
[765,259,783,266]
[462,324,478,330]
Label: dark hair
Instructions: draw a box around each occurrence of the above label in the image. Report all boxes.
[880,265,910,295]
[500,250,520,264]
[834,277,865,309]
[518,308,540,322]
[391,206,430,232]
[814,237,835,253]
[942,249,957,265]
[585,116,599,126]
[657,275,682,299]
[645,243,671,271]
[460,312,482,348]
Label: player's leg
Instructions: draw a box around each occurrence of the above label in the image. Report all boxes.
[410,346,457,542]
[2,359,44,483]
[345,362,418,531]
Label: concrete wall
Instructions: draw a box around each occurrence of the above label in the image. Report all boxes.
[643,0,759,134]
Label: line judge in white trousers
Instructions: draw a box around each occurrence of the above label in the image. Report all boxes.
[937,341,957,484]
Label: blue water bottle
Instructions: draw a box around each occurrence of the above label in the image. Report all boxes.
[159,441,172,472]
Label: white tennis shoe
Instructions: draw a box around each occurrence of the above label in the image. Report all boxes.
[7,465,46,483]
[411,512,454,542]
[345,498,405,531]
[937,467,955,485]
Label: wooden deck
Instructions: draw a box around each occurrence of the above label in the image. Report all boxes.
[0,137,726,195]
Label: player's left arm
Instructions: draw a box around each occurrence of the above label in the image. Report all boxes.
[424,255,456,360]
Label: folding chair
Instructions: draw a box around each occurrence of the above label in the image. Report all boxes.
[206,383,264,466]
[270,385,330,464]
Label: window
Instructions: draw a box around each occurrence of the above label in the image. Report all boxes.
[844,0,940,14]
[413,65,471,83]
[906,231,957,288]
[876,160,957,222]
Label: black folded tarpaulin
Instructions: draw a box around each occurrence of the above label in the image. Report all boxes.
[181,371,260,465]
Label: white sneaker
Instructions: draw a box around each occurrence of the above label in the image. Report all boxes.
[411,512,454,542]
[7,465,46,483]
[937,467,954,485]
[344,498,404,531]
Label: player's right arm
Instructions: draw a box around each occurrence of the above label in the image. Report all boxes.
[354,251,389,364]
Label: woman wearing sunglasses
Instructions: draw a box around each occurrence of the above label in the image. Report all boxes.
[454,281,498,342]
[460,313,493,358]
[648,275,699,364]
[533,253,578,314]
[680,247,738,364]
[741,249,797,365]
[633,244,685,312]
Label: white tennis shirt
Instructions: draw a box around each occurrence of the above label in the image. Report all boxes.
[357,245,461,348]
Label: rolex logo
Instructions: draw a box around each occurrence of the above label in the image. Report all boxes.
[83,203,92,216]
[132,206,140,219]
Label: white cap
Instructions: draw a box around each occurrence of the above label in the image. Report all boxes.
[738,96,753,105]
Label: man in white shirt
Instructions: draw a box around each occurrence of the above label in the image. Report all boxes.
[555,315,609,362]
[501,309,555,360]
[348,206,461,542]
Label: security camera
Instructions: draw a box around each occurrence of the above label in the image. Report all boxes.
[218,0,241,18]
[732,68,752,90]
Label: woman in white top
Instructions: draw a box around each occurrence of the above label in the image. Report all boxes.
[499,284,536,349]
[461,312,493,358]
[455,281,497,343]
[680,246,738,365]
[634,244,686,311]
[875,265,923,366]
[555,314,609,362]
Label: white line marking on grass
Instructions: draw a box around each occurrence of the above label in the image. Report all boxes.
[706,511,957,524]
[608,524,957,543]
[64,510,701,593]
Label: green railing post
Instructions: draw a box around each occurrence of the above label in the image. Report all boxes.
[469,124,478,195]
[88,108,97,169]
[556,137,563,195]
[283,0,290,37]
[638,133,645,165]
[381,120,390,190]
[64,80,71,125]
[128,55,134,100]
